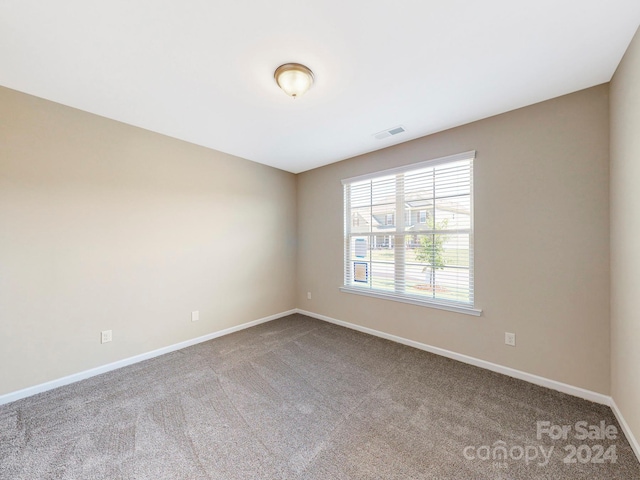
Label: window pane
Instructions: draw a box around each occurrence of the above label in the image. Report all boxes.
[349,236,371,261]
[404,263,440,296]
[370,262,395,292]
[405,168,435,202]
[408,202,434,232]
[371,204,396,233]
[434,196,471,231]
[371,175,396,206]
[404,265,471,303]
[349,180,372,208]
[442,233,470,268]
[434,161,471,198]
[370,239,395,260]
[352,261,370,284]
[350,206,371,234]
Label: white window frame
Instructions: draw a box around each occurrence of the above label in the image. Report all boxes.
[340,151,481,316]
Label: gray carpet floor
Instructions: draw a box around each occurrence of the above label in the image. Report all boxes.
[1,313,638,479]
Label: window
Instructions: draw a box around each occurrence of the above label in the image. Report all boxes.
[341,151,480,315]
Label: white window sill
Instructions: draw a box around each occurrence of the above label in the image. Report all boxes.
[339,286,482,316]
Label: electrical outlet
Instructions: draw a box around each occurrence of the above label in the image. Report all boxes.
[101,330,112,344]
[191,311,199,322]
[505,332,516,347]
[307,292,312,300]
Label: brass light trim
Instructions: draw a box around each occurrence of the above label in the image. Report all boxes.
[274,63,315,98]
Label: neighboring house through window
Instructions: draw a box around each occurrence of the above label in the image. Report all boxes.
[341,151,480,315]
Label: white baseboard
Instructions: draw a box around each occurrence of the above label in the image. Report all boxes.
[296,309,611,406]
[0,309,297,406]
[610,398,640,463]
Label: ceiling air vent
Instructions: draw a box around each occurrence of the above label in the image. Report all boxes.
[373,125,406,140]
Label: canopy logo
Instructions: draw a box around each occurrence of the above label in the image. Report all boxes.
[463,420,618,469]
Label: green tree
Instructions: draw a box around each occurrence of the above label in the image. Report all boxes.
[415,218,449,290]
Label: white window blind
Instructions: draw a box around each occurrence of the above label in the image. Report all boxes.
[341,151,479,315]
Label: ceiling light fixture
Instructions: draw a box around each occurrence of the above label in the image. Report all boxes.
[274,63,314,98]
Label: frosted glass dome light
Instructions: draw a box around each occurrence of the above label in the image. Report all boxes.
[274,63,314,98]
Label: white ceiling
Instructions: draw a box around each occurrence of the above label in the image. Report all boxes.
[1,1,639,173]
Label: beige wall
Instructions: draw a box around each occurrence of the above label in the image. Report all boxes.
[0,86,297,396]
[611,26,640,449]
[297,85,611,394]
[0,78,617,401]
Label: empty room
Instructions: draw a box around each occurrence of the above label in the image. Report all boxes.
[1,1,640,479]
